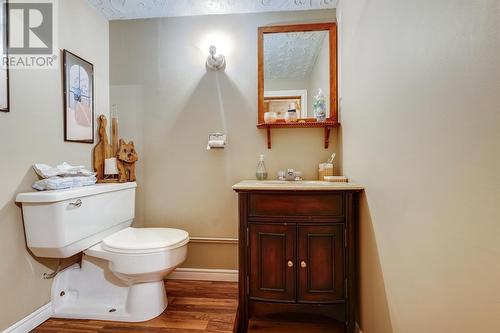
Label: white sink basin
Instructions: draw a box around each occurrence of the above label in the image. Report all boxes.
[232,180,364,191]
[254,180,334,186]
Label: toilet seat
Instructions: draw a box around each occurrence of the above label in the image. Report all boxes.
[102,227,189,254]
[85,227,189,278]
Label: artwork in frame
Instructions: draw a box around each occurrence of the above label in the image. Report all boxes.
[0,0,9,112]
[63,50,94,143]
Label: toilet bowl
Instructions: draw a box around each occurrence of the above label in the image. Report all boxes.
[49,227,189,322]
[16,182,190,322]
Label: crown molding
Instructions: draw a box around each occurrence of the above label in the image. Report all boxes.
[88,0,337,20]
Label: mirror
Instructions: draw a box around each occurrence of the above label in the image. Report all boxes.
[258,23,337,125]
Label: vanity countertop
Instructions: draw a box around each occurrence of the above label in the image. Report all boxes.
[232,180,364,191]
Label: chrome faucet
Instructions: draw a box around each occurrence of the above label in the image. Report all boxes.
[277,169,303,181]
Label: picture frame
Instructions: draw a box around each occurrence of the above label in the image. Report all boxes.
[63,49,94,143]
[1,0,9,112]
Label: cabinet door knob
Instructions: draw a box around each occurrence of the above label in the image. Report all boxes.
[287,260,294,268]
[301,261,307,268]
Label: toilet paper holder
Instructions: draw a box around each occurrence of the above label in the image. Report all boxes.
[207,133,227,150]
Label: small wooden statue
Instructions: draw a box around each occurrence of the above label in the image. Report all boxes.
[93,115,113,180]
[117,139,138,182]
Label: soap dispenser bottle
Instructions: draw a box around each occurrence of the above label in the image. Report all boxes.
[256,155,268,180]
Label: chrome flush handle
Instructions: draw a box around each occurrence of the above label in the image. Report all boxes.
[69,199,82,208]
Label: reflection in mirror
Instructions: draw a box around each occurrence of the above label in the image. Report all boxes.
[264,91,305,119]
[264,31,329,119]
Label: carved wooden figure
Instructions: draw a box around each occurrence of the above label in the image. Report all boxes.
[93,115,112,180]
[116,139,138,182]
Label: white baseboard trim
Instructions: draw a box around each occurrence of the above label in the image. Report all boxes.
[2,302,53,333]
[189,237,238,244]
[167,268,238,282]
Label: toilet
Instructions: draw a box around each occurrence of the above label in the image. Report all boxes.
[16,182,189,322]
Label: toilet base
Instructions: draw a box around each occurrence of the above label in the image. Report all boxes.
[51,255,168,322]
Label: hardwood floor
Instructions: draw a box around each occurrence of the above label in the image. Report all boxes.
[33,280,345,333]
[33,280,238,333]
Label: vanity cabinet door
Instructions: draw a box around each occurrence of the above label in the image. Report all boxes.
[298,225,345,303]
[249,223,296,302]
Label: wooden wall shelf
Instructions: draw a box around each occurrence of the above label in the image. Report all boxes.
[257,121,340,149]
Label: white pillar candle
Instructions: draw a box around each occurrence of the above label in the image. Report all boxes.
[104,158,119,175]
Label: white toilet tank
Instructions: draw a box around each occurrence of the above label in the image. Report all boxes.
[16,182,137,258]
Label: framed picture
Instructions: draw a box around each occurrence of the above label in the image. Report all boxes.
[63,49,94,143]
[0,0,9,112]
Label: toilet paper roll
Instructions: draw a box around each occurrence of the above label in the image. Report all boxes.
[207,133,227,150]
[207,140,226,150]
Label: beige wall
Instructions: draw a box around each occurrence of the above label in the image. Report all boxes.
[339,0,500,332]
[0,0,109,329]
[110,10,337,269]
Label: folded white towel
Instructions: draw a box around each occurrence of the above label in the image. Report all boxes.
[32,175,97,191]
[33,162,95,178]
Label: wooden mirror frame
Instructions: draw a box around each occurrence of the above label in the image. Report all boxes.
[258,22,338,126]
[0,0,9,113]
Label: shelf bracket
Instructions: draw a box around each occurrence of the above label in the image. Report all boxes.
[324,126,331,149]
[266,126,272,149]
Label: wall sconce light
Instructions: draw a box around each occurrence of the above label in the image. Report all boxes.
[206,45,226,71]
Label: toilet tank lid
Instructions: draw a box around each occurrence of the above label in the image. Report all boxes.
[16,182,137,203]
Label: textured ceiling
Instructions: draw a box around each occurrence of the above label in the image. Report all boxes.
[88,0,337,20]
[264,31,327,80]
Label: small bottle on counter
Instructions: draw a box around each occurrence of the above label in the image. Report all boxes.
[256,155,268,180]
[285,102,298,123]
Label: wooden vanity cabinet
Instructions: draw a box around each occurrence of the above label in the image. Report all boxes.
[249,223,296,302]
[298,224,345,303]
[235,190,360,333]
